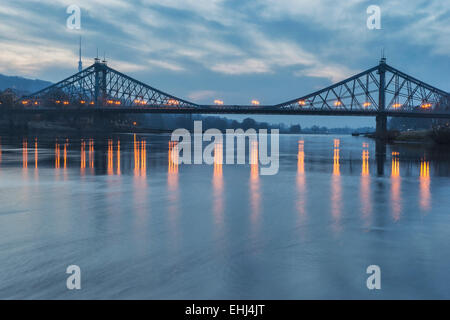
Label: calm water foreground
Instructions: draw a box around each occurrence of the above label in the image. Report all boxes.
[0,133,449,299]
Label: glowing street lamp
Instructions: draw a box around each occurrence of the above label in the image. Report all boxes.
[167,99,180,106]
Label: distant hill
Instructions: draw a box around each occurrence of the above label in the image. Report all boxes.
[0,74,52,96]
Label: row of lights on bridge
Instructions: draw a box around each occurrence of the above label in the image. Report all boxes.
[214,100,261,105]
[133,99,180,106]
[297,99,432,109]
[19,99,433,109]
[392,102,432,109]
[20,99,182,106]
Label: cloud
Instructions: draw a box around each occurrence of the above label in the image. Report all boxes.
[0,0,360,82]
[147,59,185,72]
[0,42,75,75]
[295,64,356,83]
[382,1,450,56]
[187,90,219,101]
[210,59,271,75]
[0,0,448,92]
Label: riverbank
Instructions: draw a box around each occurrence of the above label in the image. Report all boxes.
[393,130,435,144]
[364,128,450,145]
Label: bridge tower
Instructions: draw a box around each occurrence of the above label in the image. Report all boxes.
[376,56,387,138]
[93,59,107,107]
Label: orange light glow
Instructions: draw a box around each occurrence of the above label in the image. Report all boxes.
[250,140,259,179]
[134,136,147,176]
[214,143,223,177]
[391,151,401,221]
[22,100,29,105]
[167,141,179,218]
[391,152,400,177]
[80,140,86,170]
[134,135,140,174]
[88,139,94,169]
[298,100,306,106]
[117,140,121,175]
[89,101,95,105]
[363,102,371,107]
[55,100,61,104]
[23,140,28,168]
[333,139,340,176]
[34,139,38,169]
[214,99,224,105]
[34,101,38,105]
[249,140,260,231]
[420,159,430,178]
[107,139,113,175]
[55,142,60,169]
[168,141,179,174]
[141,140,146,176]
[419,159,430,211]
[334,100,342,107]
[296,140,307,224]
[421,103,432,109]
[213,142,224,230]
[80,100,86,104]
[63,101,69,105]
[360,143,371,227]
[362,143,369,176]
[392,103,402,109]
[331,140,342,232]
[134,99,147,105]
[251,100,260,106]
[297,140,305,174]
[168,99,180,106]
[63,141,67,169]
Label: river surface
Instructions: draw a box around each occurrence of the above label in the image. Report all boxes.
[0,133,449,299]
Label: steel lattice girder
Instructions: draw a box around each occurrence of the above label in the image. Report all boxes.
[383,65,448,112]
[19,62,199,108]
[19,61,449,114]
[276,64,449,114]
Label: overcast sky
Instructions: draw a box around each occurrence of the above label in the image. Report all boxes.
[0,0,449,127]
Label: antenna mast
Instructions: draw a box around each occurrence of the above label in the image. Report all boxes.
[78,36,82,72]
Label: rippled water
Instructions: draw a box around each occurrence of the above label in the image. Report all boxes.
[0,133,449,299]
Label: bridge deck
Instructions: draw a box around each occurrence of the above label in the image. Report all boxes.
[3,106,450,118]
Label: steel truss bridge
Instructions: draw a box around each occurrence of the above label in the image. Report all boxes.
[14,58,450,135]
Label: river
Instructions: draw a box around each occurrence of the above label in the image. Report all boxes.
[0,133,449,299]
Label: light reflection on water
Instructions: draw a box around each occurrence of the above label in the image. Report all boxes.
[420,159,430,212]
[360,143,371,228]
[0,134,449,299]
[296,141,306,226]
[331,139,342,233]
[213,142,224,233]
[391,151,401,221]
[249,140,260,232]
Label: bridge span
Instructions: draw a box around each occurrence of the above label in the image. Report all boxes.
[10,57,450,136]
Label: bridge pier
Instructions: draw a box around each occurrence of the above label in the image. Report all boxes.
[375,139,386,176]
[375,114,387,138]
